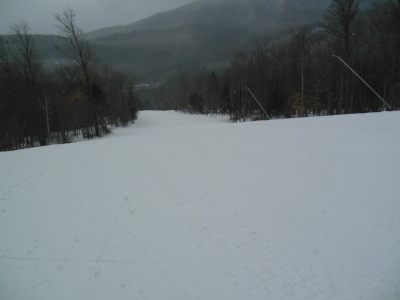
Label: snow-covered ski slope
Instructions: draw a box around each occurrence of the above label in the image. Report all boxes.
[1,111,399,300]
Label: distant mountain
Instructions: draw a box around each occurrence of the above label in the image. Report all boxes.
[31,0,381,82]
[88,0,329,39]
[88,0,333,81]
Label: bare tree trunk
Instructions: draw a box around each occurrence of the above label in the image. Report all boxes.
[339,74,344,114]
[55,8,100,137]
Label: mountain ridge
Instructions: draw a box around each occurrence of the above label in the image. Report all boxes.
[86,0,333,80]
[25,0,383,82]
[87,0,328,39]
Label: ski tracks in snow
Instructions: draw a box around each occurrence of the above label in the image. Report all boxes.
[2,111,400,299]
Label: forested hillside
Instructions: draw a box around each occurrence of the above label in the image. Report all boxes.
[88,0,330,37]
[144,0,400,120]
[0,10,138,151]
[87,0,383,81]
[88,0,332,80]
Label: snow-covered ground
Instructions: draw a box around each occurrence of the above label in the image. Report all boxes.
[1,111,399,300]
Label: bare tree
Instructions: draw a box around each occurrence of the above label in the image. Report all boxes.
[9,22,40,88]
[324,0,361,60]
[0,36,14,79]
[55,8,100,137]
[324,0,362,113]
[370,0,400,109]
[9,22,48,146]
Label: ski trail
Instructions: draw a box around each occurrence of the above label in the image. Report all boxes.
[176,239,227,300]
[141,185,226,298]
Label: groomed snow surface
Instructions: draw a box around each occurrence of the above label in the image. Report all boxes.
[1,111,400,300]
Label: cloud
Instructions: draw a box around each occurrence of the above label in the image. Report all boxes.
[0,0,194,35]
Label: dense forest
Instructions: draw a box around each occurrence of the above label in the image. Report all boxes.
[0,9,138,151]
[1,0,399,151]
[147,0,400,121]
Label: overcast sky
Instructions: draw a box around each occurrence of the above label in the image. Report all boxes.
[0,0,194,35]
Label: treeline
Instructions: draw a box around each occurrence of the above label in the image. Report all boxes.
[150,0,399,121]
[0,9,138,151]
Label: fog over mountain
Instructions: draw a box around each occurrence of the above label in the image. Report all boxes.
[0,0,194,34]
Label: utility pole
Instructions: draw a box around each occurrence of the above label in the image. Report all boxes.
[301,55,304,117]
[333,55,391,110]
[245,87,270,120]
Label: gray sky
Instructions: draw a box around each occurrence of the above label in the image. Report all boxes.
[0,0,194,35]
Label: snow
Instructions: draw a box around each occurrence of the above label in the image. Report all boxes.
[1,110,400,300]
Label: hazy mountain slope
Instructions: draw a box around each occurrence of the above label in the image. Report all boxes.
[88,0,331,81]
[92,23,250,78]
[29,0,383,81]
[88,0,328,39]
